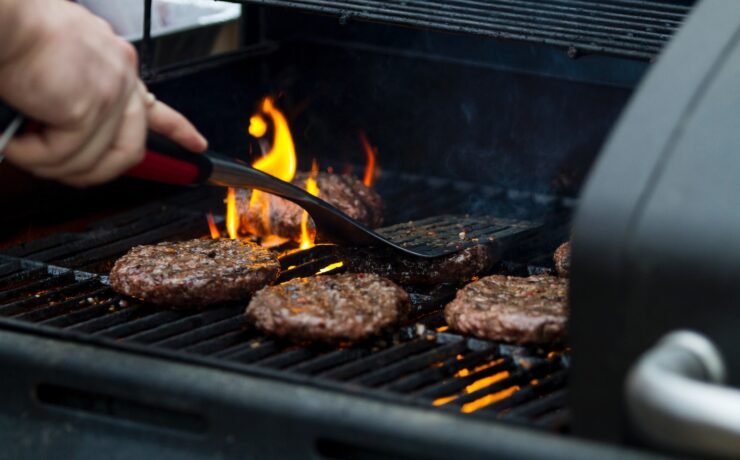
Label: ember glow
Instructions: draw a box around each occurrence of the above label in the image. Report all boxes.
[461,386,520,414]
[432,359,516,413]
[358,131,377,187]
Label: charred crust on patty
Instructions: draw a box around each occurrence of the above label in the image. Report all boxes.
[444,274,568,345]
[245,273,409,344]
[109,239,280,309]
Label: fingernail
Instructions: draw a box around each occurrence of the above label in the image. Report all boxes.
[198,133,208,150]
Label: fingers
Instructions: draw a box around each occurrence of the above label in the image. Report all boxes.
[3,78,207,188]
[61,85,147,187]
[147,97,208,153]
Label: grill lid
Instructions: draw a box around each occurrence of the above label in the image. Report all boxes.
[232,0,694,60]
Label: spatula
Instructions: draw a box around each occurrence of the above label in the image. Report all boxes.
[0,104,534,258]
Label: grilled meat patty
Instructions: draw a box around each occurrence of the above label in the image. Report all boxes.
[236,172,384,242]
[109,239,280,308]
[553,241,571,278]
[337,245,498,286]
[246,273,409,343]
[444,275,568,345]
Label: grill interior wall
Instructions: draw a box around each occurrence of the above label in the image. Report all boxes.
[152,37,635,199]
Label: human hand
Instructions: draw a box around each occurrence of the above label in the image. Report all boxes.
[0,0,207,187]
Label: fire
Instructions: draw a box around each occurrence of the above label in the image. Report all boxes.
[247,97,299,240]
[226,187,238,239]
[206,212,221,239]
[358,131,377,187]
[250,97,297,181]
[299,160,320,250]
[206,96,378,249]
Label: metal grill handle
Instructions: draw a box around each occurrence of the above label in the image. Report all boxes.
[626,330,740,458]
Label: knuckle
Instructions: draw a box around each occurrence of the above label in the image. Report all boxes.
[97,78,123,112]
[62,99,91,126]
[118,40,138,68]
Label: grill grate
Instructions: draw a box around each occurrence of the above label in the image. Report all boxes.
[234,0,693,60]
[0,258,569,429]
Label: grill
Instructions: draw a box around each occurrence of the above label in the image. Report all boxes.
[0,173,571,431]
[236,0,692,60]
[4,0,727,457]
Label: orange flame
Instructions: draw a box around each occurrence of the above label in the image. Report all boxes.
[299,160,320,250]
[206,212,221,239]
[226,187,238,239]
[248,97,298,239]
[250,97,297,182]
[358,131,377,187]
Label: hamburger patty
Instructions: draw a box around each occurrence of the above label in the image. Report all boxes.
[109,239,280,308]
[246,273,409,343]
[236,172,384,242]
[553,241,571,277]
[444,275,568,345]
[337,245,498,286]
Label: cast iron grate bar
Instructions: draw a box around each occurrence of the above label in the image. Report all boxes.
[125,308,240,344]
[234,0,692,59]
[12,286,112,323]
[257,347,318,369]
[151,313,247,349]
[221,338,281,363]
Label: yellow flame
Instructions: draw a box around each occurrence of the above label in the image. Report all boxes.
[251,98,296,182]
[206,212,221,239]
[317,262,344,274]
[299,160,320,250]
[248,114,268,138]
[247,97,298,240]
[226,187,238,239]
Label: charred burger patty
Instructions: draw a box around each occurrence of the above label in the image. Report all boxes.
[553,241,571,278]
[109,239,280,308]
[444,274,568,345]
[246,273,409,343]
[338,244,498,286]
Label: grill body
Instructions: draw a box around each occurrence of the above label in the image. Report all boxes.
[1,0,726,458]
[571,0,740,444]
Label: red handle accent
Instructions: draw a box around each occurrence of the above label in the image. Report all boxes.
[127,149,202,185]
